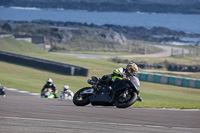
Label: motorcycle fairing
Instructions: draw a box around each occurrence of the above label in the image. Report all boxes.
[130,76,140,92]
[111,78,130,92]
[82,88,94,94]
[89,91,112,104]
[89,78,136,104]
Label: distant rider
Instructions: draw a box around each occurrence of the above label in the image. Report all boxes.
[99,62,142,101]
[0,84,6,97]
[59,85,74,100]
[41,78,58,98]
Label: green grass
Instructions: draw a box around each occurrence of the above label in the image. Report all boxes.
[1,37,200,109]
[0,61,88,93]
[51,44,162,55]
[51,38,162,54]
[135,82,200,109]
[54,50,138,55]
[0,37,47,54]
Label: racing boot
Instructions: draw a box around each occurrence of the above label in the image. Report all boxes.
[137,96,143,102]
[54,93,58,98]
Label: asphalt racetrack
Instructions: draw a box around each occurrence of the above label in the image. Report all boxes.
[0,89,200,133]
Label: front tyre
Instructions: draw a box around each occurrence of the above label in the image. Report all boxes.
[114,92,138,108]
[73,87,91,106]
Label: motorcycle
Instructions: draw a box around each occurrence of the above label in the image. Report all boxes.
[41,88,55,98]
[59,91,74,100]
[73,76,140,108]
[0,87,6,97]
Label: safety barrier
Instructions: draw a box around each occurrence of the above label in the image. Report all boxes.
[137,63,164,69]
[167,64,200,72]
[137,72,200,89]
[0,50,88,77]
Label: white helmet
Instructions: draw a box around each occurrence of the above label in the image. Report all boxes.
[63,85,69,91]
[46,78,53,84]
[117,67,124,74]
[113,67,124,76]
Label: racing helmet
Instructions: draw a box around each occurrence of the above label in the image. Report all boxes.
[63,85,69,91]
[46,78,53,85]
[113,67,124,77]
[126,62,138,76]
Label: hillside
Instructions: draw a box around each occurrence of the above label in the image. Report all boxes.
[0,0,200,14]
[0,21,131,52]
[0,37,47,54]
[1,20,200,52]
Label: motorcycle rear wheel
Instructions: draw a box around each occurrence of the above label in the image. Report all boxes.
[73,87,91,106]
[114,91,137,108]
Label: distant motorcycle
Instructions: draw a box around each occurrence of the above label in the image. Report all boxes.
[73,76,140,108]
[59,91,74,100]
[0,87,6,97]
[41,88,55,98]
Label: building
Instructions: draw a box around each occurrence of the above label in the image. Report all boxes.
[14,35,51,51]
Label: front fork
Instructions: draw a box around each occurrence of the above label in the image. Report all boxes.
[122,89,129,98]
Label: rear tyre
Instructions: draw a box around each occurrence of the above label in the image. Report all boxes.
[73,87,91,106]
[114,91,137,108]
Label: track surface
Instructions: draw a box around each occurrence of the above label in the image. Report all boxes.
[0,89,200,133]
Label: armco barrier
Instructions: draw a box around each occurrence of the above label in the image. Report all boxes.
[160,75,168,84]
[0,50,88,76]
[196,80,200,89]
[182,78,190,87]
[138,72,200,89]
[139,72,148,81]
[147,73,154,82]
[153,74,161,83]
[175,77,182,86]
[189,79,196,88]
[168,76,176,85]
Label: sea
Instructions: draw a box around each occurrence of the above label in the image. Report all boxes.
[0,6,200,44]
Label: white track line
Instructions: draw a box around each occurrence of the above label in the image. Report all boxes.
[6,88,40,96]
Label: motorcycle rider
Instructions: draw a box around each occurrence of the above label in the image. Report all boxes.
[59,85,74,100]
[41,78,58,98]
[100,62,137,82]
[0,84,6,97]
[99,62,142,101]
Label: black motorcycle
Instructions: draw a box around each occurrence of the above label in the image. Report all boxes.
[0,87,6,97]
[73,76,141,108]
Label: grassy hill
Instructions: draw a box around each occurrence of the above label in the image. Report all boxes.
[0,37,47,54]
[0,37,200,109]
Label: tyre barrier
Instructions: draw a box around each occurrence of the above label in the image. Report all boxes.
[137,72,200,89]
[0,50,88,77]
[167,64,200,72]
[137,63,163,69]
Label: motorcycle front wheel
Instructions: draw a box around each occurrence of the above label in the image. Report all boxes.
[73,87,91,106]
[114,91,138,108]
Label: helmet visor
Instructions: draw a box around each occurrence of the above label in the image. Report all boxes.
[128,68,137,76]
[47,82,52,84]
